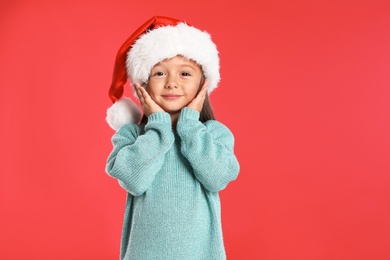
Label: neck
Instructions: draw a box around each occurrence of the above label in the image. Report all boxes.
[169,111,180,130]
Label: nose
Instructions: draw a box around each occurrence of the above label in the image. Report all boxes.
[165,75,178,89]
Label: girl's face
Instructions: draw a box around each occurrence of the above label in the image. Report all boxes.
[145,55,203,115]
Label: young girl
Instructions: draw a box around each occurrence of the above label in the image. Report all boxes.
[105,16,240,260]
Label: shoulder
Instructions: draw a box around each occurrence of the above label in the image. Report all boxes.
[204,120,236,146]
[204,120,233,135]
[112,123,144,142]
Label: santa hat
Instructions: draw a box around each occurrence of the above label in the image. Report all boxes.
[106,16,220,131]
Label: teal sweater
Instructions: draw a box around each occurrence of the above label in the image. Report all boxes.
[106,108,240,260]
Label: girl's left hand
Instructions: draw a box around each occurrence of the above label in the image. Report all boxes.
[187,78,209,112]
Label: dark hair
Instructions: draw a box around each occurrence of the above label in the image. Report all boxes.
[140,76,215,124]
[198,75,216,122]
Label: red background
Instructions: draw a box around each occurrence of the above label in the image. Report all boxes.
[1,0,389,259]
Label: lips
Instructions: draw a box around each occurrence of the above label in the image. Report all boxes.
[161,94,183,100]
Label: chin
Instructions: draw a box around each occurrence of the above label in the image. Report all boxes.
[163,107,183,114]
[159,104,183,111]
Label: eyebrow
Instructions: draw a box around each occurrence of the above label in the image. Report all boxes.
[153,64,197,71]
[179,64,197,70]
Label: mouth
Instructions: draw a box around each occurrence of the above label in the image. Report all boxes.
[161,94,183,100]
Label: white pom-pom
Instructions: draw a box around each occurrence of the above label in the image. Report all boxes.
[106,97,142,131]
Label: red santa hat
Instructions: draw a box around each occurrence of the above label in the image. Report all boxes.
[106,16,220,131]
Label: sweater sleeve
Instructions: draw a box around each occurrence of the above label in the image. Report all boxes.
[105,112,174,196]
[176,107,240,192]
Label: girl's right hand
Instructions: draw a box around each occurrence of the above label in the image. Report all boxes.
[135,83,164,116]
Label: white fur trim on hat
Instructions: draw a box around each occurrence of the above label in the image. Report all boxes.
[126,23,220,93]
[106,97,142,131]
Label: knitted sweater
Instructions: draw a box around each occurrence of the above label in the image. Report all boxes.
[106,108,240,260]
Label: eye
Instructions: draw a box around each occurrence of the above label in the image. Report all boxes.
[152,71,165,77]
[181,72,191,77]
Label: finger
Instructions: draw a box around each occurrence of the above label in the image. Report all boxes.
[199,84,208,97]
[134,83,143,100]
[138,85,152,106]
[202,78,210,89]
[196,78,209,97]
[195,85,208,101]
[138,86,152,104]
[138,86,158,113]
[135,85,149,112]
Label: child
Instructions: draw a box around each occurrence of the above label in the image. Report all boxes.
[105,16,240,260]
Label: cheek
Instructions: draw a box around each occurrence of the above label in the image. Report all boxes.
[188,89,198,99]
[189,81,202,97]
[145,85,156,97]
[147,91,158,101]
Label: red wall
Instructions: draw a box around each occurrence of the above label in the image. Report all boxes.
[1,0,389,259]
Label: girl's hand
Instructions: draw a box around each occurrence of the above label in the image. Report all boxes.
[135,83,164,116]
[187,78,209,112]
